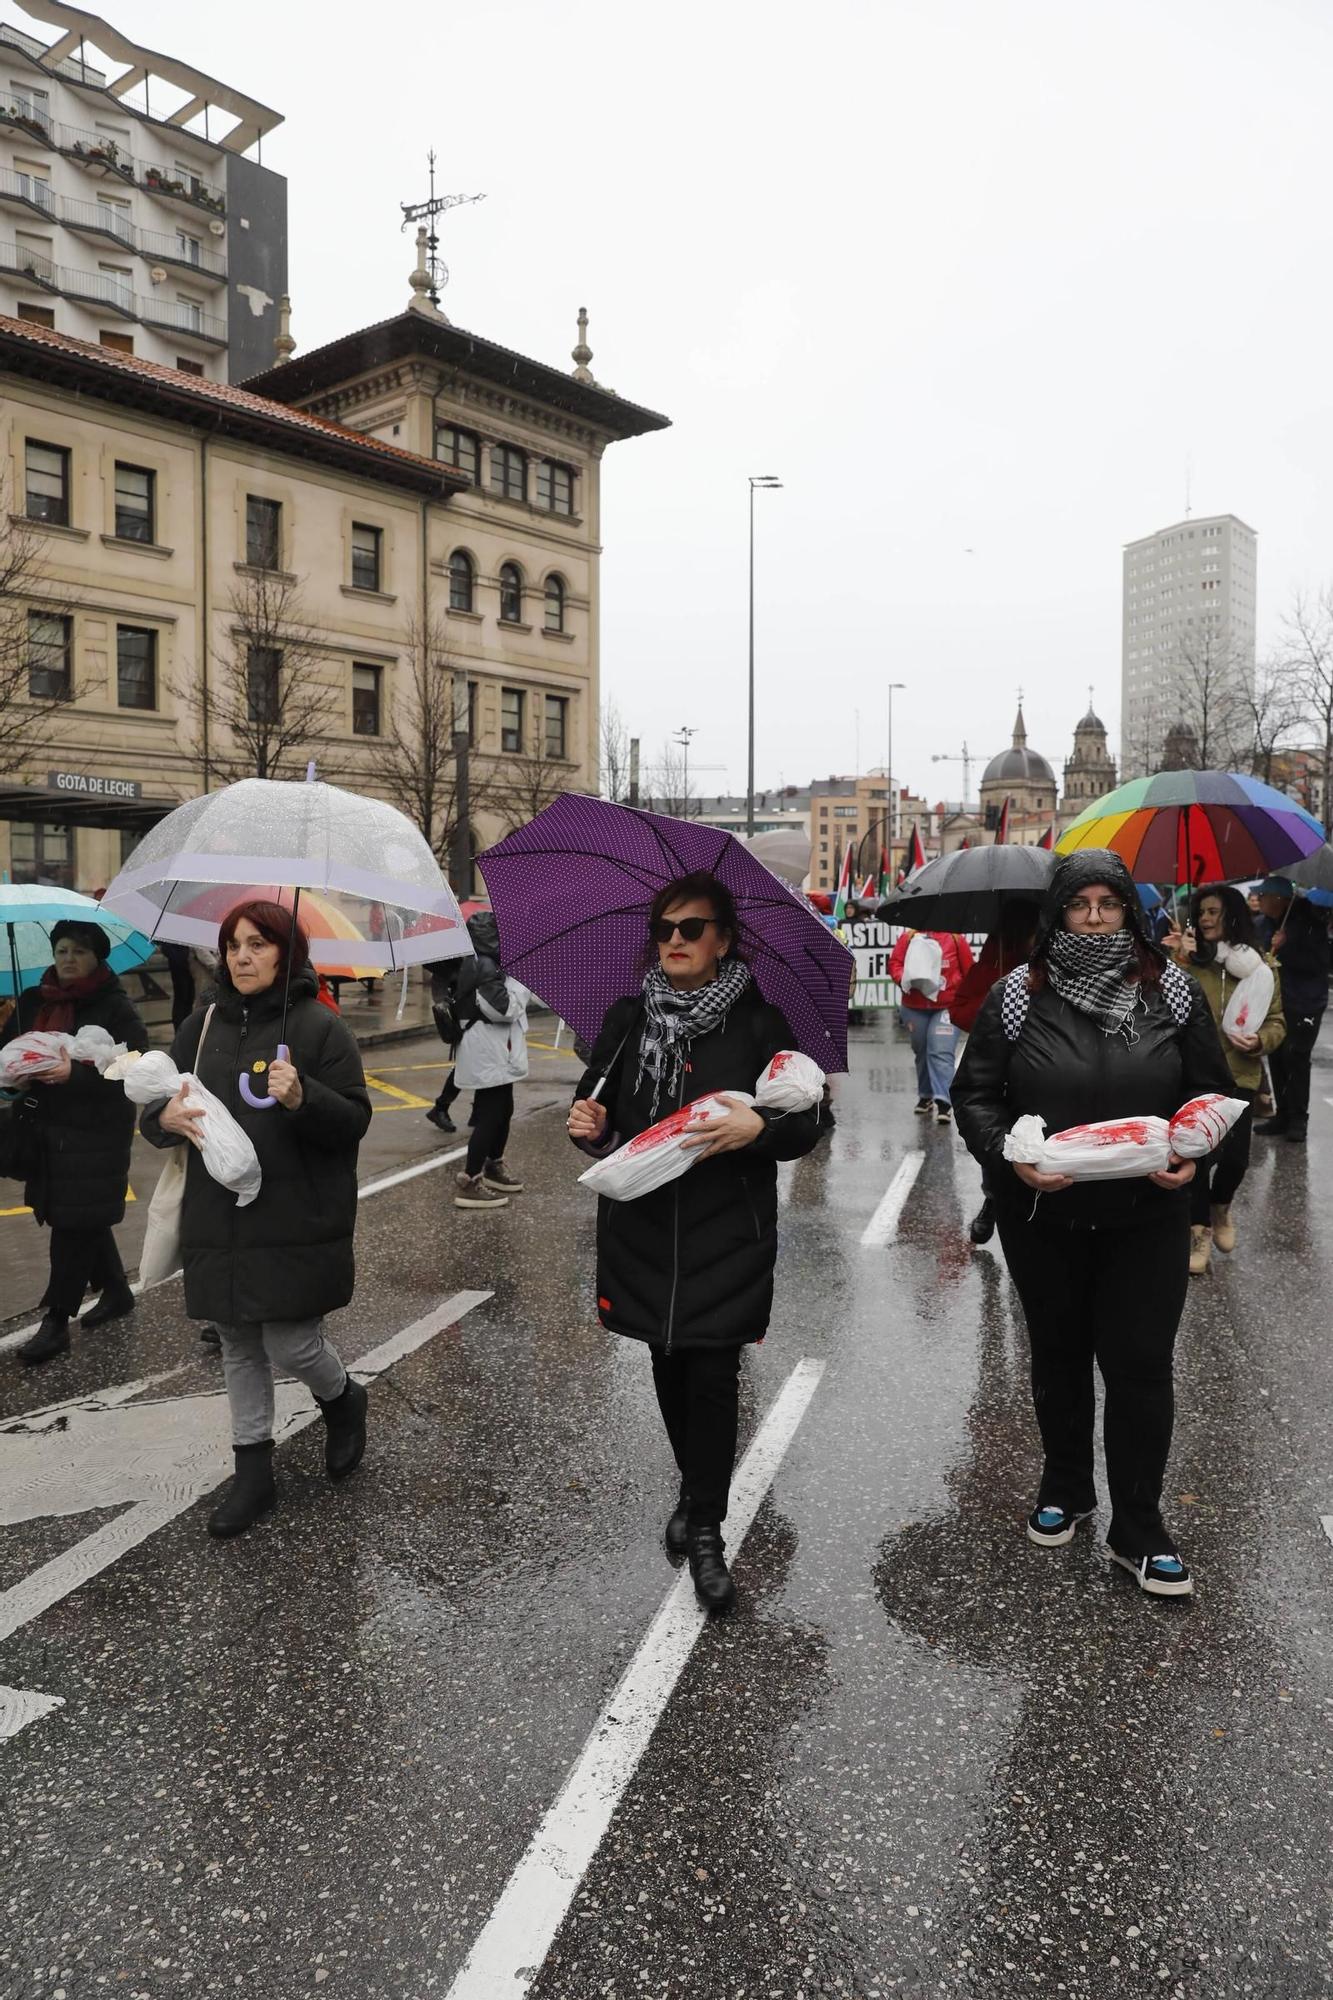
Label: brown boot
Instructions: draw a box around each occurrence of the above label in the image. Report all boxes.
[1188,1224,1212,1276]
[1210,1204,1236,1253]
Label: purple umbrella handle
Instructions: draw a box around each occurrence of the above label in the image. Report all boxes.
[239,1043,289,1110]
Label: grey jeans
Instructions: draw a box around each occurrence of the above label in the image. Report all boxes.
[217,1317,348,1447]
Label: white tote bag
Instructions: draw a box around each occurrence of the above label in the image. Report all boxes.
[136,1002,213,1290]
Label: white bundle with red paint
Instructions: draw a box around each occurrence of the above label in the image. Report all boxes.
[107,1047,262,1207]
[0,1025,124,1085]
[580,1051,824,1203]
[1003,1093,1250,1182]
[1216,943,1276,1044]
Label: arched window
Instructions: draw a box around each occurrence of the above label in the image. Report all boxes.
[499,562,523,624]
[544,573,566,633]
[448,549,474,613]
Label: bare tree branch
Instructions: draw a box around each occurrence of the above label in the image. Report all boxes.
[643,738,687,818]
[364,618,499,868]
[0,492,78,782]
[1279,586,1333,818]
[1165,624,1250,770]
[173,567,343,783]
[600,698,632,804]
[1240,652,1306,783]
[493,741,581,833]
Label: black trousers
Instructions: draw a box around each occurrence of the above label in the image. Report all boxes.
[43,1224,126,1319]
[1270,1009,1323,1128]
[650,1344,744,1526]
[433,1070,461,1116]
[1189,1087,1255,1222]
[996,1202,1190,1558]
[465,1084,513,1176]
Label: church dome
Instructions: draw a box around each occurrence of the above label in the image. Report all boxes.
[1077,705,1106,733]
[982,707,1056,788]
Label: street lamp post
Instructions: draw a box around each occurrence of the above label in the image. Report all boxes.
[747,474,782,838]
[885,680,906,861]
[674,724,697,818]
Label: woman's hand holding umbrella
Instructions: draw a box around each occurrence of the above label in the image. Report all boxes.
[267,1058,303,1110]
[568,1098,608,1143]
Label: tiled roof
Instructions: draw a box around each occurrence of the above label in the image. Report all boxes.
[0,315,466,495]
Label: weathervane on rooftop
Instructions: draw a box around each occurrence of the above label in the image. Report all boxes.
[400,151,485,305]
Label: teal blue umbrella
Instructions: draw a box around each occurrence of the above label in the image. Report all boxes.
[0,885,154,998]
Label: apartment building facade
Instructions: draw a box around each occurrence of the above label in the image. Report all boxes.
[0,1,285,381]
[0,304,667,893]
[1121,512,1258,778]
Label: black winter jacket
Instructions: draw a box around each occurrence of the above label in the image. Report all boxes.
[573,985,821,1349]
[453,911,510,1027]
[953,974,1236,1230]
[1273,901,1330,1018]
[141,967,371,1323]
[1,975,148,1228]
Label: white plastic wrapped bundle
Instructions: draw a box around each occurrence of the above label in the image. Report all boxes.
[1002,1094,1249,1182]
[901,933,944,999]
[0,1025,125,1085]
[580,1050,826,1203]
[1216,943,1275,1043]
[107,1047,262,1207]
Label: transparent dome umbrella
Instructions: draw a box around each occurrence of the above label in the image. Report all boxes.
[102,778,470,1090]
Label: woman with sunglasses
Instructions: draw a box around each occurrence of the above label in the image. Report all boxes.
[567,871,822,1613]
[952,851,1233,1597]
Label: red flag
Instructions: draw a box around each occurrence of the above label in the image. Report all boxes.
[995,796,1011,845]
[907,822,927,874]
[960,836,972,851]
[1037,822,1055,850]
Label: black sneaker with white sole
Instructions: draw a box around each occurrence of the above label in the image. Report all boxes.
[914,1097,932,1115]
[1027,1504,1095,1548]
[1109,1549,1193,1596]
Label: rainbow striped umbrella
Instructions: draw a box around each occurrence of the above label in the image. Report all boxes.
[1057,770,1324,885]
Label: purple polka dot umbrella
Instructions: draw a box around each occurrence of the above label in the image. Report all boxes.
[479,796,853,1073]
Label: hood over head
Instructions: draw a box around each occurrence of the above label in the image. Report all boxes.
[466,909,501,960]
[1031,848,1162,964]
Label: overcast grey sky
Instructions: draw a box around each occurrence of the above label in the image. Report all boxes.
[43,0,1333,802]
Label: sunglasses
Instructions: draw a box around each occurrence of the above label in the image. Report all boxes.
[651,917,717,944]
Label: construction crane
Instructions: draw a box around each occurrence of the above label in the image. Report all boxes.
[930,742,975,807]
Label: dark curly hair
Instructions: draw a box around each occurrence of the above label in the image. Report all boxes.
[1187,882,1256,958]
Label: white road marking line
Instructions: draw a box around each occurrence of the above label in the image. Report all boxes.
[0,1290,491,1666]
[444,1357,825,2000]
[860,1153,925,1247]
[0,1683,64,1740]
[0,1144,471,1355]
[1321,1516,1333,1548]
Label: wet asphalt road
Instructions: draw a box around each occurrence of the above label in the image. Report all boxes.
[1,1014,1332,1999]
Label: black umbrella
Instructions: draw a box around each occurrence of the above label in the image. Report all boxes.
[880,844,1056,932]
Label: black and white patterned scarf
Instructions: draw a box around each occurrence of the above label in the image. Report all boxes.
[1044,929,1141,1042]
[636,956,752,1118]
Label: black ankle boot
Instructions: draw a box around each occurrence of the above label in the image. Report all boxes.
[664,1485,689,1558]
[969,1197,996,1245]
[316,1377,368,1482]
[207,1441,276,1539]
[688,1523,736,1614]
[80,1280,136,1331]
[18,1312,70,1367]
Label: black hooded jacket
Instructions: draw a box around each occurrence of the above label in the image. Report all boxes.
[953,850,1235,1229]
[454,910,511,1028]
[140,965,372,1323]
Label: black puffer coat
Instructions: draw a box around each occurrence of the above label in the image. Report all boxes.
[953,851,1235,1229]
[141,967,371,1323]
[573,984,822,1349]
[1,974,148,1228]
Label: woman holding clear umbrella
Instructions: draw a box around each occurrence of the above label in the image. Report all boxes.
[141,900,373,1539]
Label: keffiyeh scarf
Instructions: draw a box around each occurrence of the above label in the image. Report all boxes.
[636,956,752,1118]
[1044,929,1141,1043]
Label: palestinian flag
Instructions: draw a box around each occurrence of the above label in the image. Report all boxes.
[1037,822,1055,850]
[832,843,855,924]
[906,821,928,875]
[859,872,877,901]
[877,847,893,899]
[995,796,1012,845]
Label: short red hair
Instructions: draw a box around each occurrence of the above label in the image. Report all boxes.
[218,898,310,984]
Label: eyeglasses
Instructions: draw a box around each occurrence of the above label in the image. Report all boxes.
[1063,897,1125,919]
[651,917,717,944]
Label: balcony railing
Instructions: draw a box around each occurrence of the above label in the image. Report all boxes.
[59,124,137,181]
[61,194,136,248]
[1,91,54,144]
[140,165,225,217]
[137,294,226,343]
[60,264,136,316]
[0,169,57,218]
[0,238,56,285]
[0,20,108,86]
[139,226,226,280]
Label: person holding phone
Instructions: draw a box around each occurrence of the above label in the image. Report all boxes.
[567,871,821,1614]
[1161,884,1284,1272]
[952,851,1234,1597]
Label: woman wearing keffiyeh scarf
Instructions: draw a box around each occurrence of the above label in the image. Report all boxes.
[952,849,1235,1602]
[568,871,823,1616]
